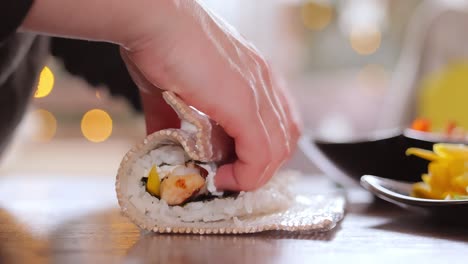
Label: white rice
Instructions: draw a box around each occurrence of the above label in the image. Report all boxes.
[125,145,294,224]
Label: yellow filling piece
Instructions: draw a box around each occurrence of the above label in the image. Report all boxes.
[146,166,161,197]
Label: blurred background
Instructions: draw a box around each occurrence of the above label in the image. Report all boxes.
[3,0,468,176]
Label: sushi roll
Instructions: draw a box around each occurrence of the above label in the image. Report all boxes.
[116,92,293,232]
[137,144,222,206]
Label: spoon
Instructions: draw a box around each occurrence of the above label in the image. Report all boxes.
[360,175,468,217]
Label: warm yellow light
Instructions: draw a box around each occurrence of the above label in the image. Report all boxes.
[350,26,381,55]
[34,66,55,98]
[81,109,113,143]
[357,64,388,89]
[300,1,333,31]
[31,109,57,142]
[96,90,101,100]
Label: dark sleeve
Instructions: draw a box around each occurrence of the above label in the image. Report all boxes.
[0,35,49,156]
[51,38,142,111]
[0,0,34,43]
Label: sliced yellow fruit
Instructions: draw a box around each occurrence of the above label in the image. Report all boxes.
[146,166,161,197]
[421,174,431,185]
[446,159,465,178]
[411,182,439,199]
[452,173,468,194]
[409,143,468,200]
[405,148,439,161]
[434,143,468,159]
[428,161,451,193]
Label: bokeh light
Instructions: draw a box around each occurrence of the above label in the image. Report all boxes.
[349,25,381,55]
[31,109,57,142]
[34,66,55,98]
[96,90,102,100]
[300,1,333,31]
[81,109,113,143]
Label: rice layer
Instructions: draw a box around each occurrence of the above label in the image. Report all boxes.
[124,145,293,224]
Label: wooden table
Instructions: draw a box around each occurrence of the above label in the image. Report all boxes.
[0,174,466,264]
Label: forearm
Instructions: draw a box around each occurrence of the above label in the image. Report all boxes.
[20,0,174,46]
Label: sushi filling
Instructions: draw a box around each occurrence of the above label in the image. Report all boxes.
[141,145,222,206]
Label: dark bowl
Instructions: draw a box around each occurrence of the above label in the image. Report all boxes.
[299,129,467,186]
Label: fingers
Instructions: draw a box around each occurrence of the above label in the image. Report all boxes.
[243,54,291,188]
[182,74,275,191]
[120,6,301,191]
[224,46,299,189]
[151,41,295,191]
[209,56,291,191]
[214,81,291,191]
[257,84,301,187]
[272,73,303,155]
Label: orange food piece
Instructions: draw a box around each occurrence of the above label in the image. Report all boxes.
[411,118,431,132]
[160,174,205,206]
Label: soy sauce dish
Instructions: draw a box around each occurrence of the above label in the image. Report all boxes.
[361,175,468,217]
[299,129,467,186]
[300,129,468,216]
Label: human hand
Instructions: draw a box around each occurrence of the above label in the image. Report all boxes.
[21,0,301,191]
[121,0,301,191]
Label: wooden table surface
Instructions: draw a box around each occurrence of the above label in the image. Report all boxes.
[0,174,466,264]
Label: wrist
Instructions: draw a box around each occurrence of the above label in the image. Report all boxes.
[110,0,182,48]
[20,0,177,46]
[120,0,188,51]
